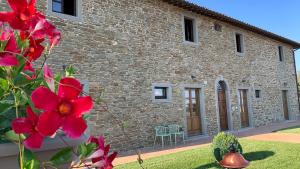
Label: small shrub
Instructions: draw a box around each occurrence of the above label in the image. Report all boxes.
[212,132,243,162]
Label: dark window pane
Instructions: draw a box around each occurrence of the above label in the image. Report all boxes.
[184,18,194,42]
[64,0,76,16]
[154,87,168,99]
[255,90,261,98]
[278,46,283,61]
[52,1,62,13]
[236,34,242,53]
[214,23,222,32]
[52,0,76,16]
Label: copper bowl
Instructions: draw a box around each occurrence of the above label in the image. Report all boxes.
[219,152,250,169]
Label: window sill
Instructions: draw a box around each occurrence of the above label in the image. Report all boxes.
[183,41,199,46]
[152,99,172,103]
[47,11,83,22]
[0,135,86,158]
[236,52,245,57]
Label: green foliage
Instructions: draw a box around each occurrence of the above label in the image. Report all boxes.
[65,65,77,77]
[211,132,243,162]
[22,148,40,169]
[49,147,73,166]
[4,130,25,142]
[77,142,97,159]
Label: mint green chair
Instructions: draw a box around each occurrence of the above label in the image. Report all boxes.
[154,126,171,148]
[168,124,185,145]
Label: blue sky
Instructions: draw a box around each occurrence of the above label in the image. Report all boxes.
[188,0,300,71]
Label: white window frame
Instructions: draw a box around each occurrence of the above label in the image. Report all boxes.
[152,83,172,103]
[182,15,199,45]
[235,32,245,56]
[47,0,83,22]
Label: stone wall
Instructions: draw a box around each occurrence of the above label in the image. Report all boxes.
[2,0,299,151]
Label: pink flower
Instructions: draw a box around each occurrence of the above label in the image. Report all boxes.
[0,32,19,66]
[12,107,45,149]
[88,136,118,169]
[43,64,55,92]
[31,77,93,138]
[0,26,13,41]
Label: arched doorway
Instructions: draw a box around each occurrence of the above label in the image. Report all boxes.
[217,81,229,131]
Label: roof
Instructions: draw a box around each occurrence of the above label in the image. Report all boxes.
[162,0,300,49]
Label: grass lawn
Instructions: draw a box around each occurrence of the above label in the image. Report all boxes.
[276,125,300,134]
[115,139,300,169]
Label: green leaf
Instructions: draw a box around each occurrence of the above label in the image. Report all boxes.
[0,118,11,129]
[4,130,25,142]
[0,103,13,115]
[49,147,73,166]
[0,67,6,79]
[0,78,9,91]
[23,148,40,169]
[13,73,32,87]
[65,65,77,77]
[77,143,97,158]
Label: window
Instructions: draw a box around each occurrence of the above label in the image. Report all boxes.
[255,90,261,99]
[184,17,196,42]
[80,80,89,94]
[152,84,172,102]
[52,0,76,16]
[154,87,168,99]
[235,33,244,54]
[214,23,222,32]
[278,46,284,61]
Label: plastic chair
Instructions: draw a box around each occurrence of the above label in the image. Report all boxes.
[168,124,185,145]
[153,126,171,148]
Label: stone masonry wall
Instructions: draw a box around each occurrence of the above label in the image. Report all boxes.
[1,0,298,151]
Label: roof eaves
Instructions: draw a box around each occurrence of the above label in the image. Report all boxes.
[162,0,300,49]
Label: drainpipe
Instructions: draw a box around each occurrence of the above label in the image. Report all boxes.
[293,48,300,116]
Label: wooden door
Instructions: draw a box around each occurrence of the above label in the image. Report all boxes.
[185,88,202,136]
[282,90,289,120]
[239,89,250,128]
[217,81,229,131]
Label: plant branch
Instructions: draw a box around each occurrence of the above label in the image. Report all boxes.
[14,91,23,169]
[58,135,92,169]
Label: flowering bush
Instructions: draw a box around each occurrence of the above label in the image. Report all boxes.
[0,0,117,168]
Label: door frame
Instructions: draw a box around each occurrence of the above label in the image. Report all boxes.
[281,89,292,120]
[237,87,253,128]
[181,84,207,137]
[215,76,233,132]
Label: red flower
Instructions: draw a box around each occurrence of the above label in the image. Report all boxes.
[23,61,36,80]
[31,77,93,138]
[88,136,118,169]
[30,16,61,50]
[12,107,44,149]
[0,32,19,66]
[0,0,37,30]
[24,37,45,61]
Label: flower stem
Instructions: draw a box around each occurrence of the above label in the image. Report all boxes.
[14,93,23,169]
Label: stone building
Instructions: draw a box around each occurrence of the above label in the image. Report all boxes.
[3,0,300,152]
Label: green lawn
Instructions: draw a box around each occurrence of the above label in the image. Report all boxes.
[276,125,300,134]
[115,140,300,169]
